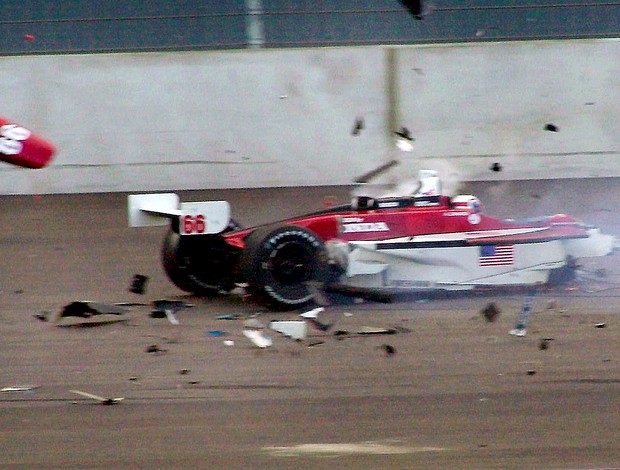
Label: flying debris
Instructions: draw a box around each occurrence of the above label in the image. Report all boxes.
[354,160,400,184]
[544,123,559,132]
[70,389,125,406]
[305,281,331,307]
[490,162,502,172]
[1,386,39,392]
[300,307,336,332]
[150,299,192,324]
[351,117,364,136]
[380,344,397,356]
[145,344,167,354]
[481,303,501,323]
[538,338,553,350]
[243,329,273,348]
[400,0,428,20]
[394,127,415,152]
[269,320,308,340]
[357,326,398,336]
[59,301,126,319]
[129,274,149,294]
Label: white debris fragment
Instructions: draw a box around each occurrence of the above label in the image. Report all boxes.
[243,329,273,348]
[299,307,325,319]
[269,320,308,340]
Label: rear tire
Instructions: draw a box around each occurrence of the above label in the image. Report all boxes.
[241,225,329,310]
[161,220,241,294]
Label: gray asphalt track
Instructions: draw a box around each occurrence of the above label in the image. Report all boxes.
[1,183,619,469]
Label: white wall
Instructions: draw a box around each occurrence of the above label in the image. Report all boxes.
[0,39,618,194]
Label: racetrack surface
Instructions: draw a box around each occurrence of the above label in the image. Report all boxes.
[1,183,619,469]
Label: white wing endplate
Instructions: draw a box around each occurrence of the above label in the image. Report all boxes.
[128,193,231,235]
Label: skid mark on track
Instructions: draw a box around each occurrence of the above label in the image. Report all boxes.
[263,441,446,457]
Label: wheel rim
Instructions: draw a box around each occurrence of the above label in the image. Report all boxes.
[265,241,314,286]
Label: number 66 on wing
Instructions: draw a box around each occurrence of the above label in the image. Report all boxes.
[128,193,231,236]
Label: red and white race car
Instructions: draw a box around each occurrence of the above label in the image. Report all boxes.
[129,170,616,310]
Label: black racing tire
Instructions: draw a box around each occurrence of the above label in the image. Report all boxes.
[241,225,329,310]
[161,220,241,294]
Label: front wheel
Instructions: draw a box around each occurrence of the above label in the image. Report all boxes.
[241,225,329,310]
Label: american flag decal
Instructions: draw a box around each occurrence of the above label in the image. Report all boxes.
[479,244,514,266]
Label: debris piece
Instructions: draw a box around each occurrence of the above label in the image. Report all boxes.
[351,117,364,136]
[538,338,552,350]
[300,306,336,332]
[353,160,400,185]
[56,318,128,328]
[145,344,166,354]
[305,281,331,306]
[179,369,190,375]
[400,0,428,19]
[544,123,559,132]
[223,340,235,346]
[527,370,536,376]
[129,376,138,381]
[1,386,39,392]
[300,307,324,319]
[151,299,191,324]
[243,329,273,348]
[217,313,240,320]
[166,310,180,324]
[481,302,501,322]
[380,344,397,356]
[307,340,325,347]
[59,301,126,319]
[334,330,349,338]
[509,328,526,337]
[243,318,265,329]
[34,311,49,321]
[490,162,502,172]
[357,326,398,335]
[394,127,415,151]
[129,274,149,294]
[269,320,308,340]
[595,323,607,329]
[69,389,124,405]
[24,34,35,41]
[152,299,192,314]
[207,330,226,337]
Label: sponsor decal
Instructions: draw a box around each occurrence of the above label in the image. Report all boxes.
[467,213,481,225]
[343,222,390,233]
[479,245,514,266]
[443,211,469,217]
[378,201,400,208]
[414,200,440,207]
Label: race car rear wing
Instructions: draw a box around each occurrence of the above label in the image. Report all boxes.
[128,193,231,235]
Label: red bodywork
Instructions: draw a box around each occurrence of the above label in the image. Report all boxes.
[223,195,590,249]
[0,116,56,169]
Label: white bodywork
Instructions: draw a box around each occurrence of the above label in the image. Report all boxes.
[337,229,616,291]
[128,193,231,235]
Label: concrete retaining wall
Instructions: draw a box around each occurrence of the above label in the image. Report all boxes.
[0,39,618,194]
